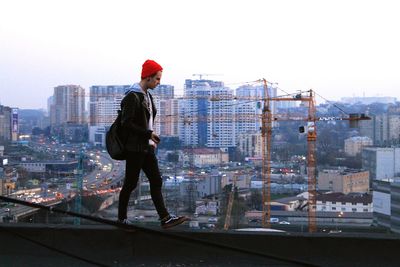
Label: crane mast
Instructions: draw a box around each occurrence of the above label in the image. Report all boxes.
[224,172,238,230]
[306,90,317,233]
[261,79,272,228]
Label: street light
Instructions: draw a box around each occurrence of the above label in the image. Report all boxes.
[336,211,344,231]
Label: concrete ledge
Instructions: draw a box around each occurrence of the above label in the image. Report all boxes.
[0,223,399,267]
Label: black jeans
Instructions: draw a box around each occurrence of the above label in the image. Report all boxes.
[118,148,169,221]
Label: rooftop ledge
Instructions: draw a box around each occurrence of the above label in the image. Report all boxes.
[1,223,399,267]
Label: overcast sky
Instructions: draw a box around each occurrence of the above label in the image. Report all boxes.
[1,0,399,109]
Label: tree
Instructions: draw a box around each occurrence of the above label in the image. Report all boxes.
[247,189,262,210]
[231,188,248,229]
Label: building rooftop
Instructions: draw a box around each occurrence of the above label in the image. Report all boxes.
[317,192,372,204]
[1,223,399,267]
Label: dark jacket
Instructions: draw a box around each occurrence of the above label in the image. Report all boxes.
[120,90,157,152]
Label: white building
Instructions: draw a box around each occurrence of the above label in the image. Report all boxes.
[362,147,400,180]
[90,96,122,127]
[190,148,229,167]
[89,85,128,126]
[316,192,372,213]
[344,136,372,156]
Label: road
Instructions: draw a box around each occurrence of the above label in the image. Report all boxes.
[1,142,125,221]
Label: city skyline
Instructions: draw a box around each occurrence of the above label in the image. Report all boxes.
[1,0,399,109]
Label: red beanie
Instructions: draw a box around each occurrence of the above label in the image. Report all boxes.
[141,59,163,79]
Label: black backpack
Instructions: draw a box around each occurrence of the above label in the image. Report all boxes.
[106,110,126,160]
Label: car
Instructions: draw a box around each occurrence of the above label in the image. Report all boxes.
[208,217,218,223]
[205,223,215,228]
[269,217,279,223]
[279,221,291,225]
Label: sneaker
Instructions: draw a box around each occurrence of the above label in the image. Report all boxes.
[117,218,134,225]
[161,215,189,229]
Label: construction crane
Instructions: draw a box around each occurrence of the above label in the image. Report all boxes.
[173,82,370,232]
[224,171,238,230]
[259,79,370,232]
[261,79,272,228]
[192,73,223,80]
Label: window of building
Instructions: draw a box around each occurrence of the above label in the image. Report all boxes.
[95,134,102,143]
[352,208,357,212]
[332,207,336,210]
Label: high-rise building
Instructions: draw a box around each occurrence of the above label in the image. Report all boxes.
[89,85,130,126]
[151,85,178,136]
[151,84,174,100]
[47,96,53,116]
[0,105,12,142]
[359,114,400,145]
[179,79,235,148]
[10,108,18,142]
[50,85,86,126]
[236,132,262,158]
[87,85,129,147]
[235,84,277,135]
[362,147,400,180]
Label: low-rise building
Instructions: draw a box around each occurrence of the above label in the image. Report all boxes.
[221,172,251,190]
[318,168,369,194]
[316,192,372,213]
[19,160,78,176]
[89,126,107,147]
[272,194,308,211]
[191,148,229,167]
[344,136,372,156]
[195,199,219,216]
[197,175,221,197]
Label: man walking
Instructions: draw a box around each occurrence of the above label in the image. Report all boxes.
[118,59,188,229]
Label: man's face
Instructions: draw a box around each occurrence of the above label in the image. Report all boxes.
[147,71,162,89]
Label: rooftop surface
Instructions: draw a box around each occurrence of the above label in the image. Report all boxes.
[1,223,399,267]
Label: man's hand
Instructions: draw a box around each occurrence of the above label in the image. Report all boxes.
[151,133,160,144]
